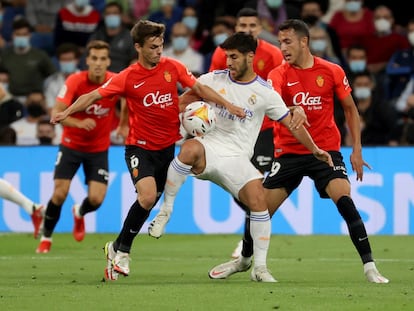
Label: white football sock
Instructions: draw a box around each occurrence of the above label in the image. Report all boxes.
[250,210,271,267]
[0,178,34,214]
[160,157,192,214]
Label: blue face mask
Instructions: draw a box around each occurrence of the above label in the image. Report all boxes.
[172,36,189,51]
[182,16,198,31]
[213,33,229,46]
[75,0,89,8]
[344,1,362,13]
[13,36,30,49]
[354,87,371,99]
[349,60,366,72]
[1,82,8,92]
[59,61,77,74]
[310,39,327,52]
[266,0,283,9]
[105,14,121,29]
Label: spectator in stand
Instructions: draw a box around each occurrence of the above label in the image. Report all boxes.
[344,70,400,146]
[25,0,71,56]
[44,43,81,113]
[345,43,388,100]
[309,25,340,64]
[363,5,409,76]
[329,0,375,55]
[163,21,203,77]
[0,69,24,129]
[345,44,368,75]
[181,5,206,52]
[256,0,301,45]
[54,0,101,51]
[87,1,136,73]
[201,16,235,73]
[300,0,344,66]
[386,18,414,101]
[10,91,48,145]
[36,116,56,145]
[394,73,414,144]
[0,18,56,101]
[148,0,183,45]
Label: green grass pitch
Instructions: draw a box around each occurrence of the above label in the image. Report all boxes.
[0,233,413,311]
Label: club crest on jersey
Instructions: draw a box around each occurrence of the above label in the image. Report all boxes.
[164,71,172,82]
[248,94,257,105]
[257,59,265,71]
[316,75,324,87]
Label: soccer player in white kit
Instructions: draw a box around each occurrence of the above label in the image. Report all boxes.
[149,32,333,282]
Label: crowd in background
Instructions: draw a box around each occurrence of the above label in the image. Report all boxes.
[0,0,413,146]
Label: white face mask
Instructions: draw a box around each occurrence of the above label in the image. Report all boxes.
[408,32,414,46]
[310,39,327,52]
[374,18,391,33]
[354,86,371,99]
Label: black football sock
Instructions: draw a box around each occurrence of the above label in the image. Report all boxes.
[336,196,373,264]
[234,198,253,258]
[114,200,150,253]
[42,200,63,238]
[241,211,253,258]
[78,197,101,216]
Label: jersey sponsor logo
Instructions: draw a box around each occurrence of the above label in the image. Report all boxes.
[85,104,111,117]
[134,81,145,88]
[292,92,322,106]
[143,91,173,107]
[343,76,350,90]
[316,75,324,87]
[287,81,299,86]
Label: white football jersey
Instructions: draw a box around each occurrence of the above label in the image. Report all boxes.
[197,70,289,158]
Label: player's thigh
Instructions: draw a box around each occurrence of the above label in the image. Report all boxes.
[325,178,351,203]
[180,138,206,174]
[238,179,266,212]
[264,187,289,216]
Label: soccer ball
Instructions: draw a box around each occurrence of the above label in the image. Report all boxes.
[181,101,217,137]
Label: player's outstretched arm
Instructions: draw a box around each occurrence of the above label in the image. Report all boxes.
[191,82,246,118]
[280,114,333,167]
[50,89,102,124]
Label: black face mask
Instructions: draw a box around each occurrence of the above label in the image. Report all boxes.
[26,102,46,118]
[302,15,319,26]
[38,136,53,145]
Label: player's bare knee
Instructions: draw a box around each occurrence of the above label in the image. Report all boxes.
[138,193,157,210]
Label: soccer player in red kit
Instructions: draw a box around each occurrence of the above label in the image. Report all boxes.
[37,40,119,253]
[209,19,389,284]
[51,20,245,280]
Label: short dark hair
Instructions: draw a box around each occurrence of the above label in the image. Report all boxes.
[12,17,32,31]
[56,43,81,59]
[130,20,165,46]
[237,7,259,19]
[279,19,310,40]
[220,32,257,54]
[105,1,123,13]
[86,40,110,56]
